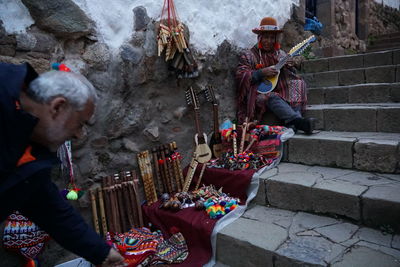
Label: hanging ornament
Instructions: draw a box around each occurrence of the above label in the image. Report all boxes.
[57,141,85,200]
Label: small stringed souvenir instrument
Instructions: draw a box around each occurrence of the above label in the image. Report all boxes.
[185,87,212,164]
[258,35,316,94]
[182,152,199,192]
[204,85,223,158]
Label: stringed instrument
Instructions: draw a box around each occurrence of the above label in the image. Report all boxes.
[185,87,212,164]
[258,35,316,94]
[204,85,223,158]
[182,151,199,192]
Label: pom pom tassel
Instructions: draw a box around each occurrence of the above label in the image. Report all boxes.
[23,258,40,267]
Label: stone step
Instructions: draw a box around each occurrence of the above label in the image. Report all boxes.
[216,205,400,266]
[302,64,399,88]
[254,163,400,232]
[308,83,400,105]
[304,103,400,133]
[368,43,400,52]
[301,49,400,73]
[374,32,400,40]
[372,36,400,46]
[284,131,400,173]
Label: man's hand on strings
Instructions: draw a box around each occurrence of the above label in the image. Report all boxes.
[260,66,279,78]
[285,58,295,68]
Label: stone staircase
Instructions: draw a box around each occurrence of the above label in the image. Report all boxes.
[367,32,400,52]
[213,49,400,266]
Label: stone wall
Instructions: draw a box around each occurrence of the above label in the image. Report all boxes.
[368,1,400,36]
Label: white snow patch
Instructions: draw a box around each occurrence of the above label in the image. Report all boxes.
[0,0,34,34]
[0,0,299,53]
[72,0,299,52]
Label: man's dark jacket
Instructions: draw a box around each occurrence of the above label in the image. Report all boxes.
[0,62,110,265]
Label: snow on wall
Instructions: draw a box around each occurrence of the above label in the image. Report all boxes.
[0,0,34,34]
[0,0,299,53]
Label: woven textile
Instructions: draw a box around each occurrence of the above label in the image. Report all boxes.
[3,211,49,260]
[149,232,188,265]
[108,227,188,267]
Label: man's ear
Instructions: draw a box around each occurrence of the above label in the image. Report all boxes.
[49,97,68,118]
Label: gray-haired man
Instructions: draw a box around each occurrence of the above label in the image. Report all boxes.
[0,62,125,267]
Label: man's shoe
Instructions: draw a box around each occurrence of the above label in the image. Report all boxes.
[291,117,317,134]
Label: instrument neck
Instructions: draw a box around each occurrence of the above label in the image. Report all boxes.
[194,107,205,143]
[275,54,291,70]
[212,104,219,136]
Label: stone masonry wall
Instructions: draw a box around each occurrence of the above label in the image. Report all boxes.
[369,1,400,36]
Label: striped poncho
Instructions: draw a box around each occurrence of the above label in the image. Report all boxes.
[235,45,307,124]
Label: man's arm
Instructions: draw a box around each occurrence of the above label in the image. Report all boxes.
[19,169,111,265]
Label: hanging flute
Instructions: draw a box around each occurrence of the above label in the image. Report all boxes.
[97,188,108,236]
[152,147,165,194]
[144,150,158,202]
[124,170,144,228]
[137,151,157,204]
[89,189,100,234]
[159,146,173,193]
[101,178,114,234]
[164,145,181,192]
[131,171,144,227]
[169,142,182,191]
[114,174,129,232]
[171,141,185,189]
[120,172,136,229]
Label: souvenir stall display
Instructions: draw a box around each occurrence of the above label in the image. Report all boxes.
[140,83,294,266]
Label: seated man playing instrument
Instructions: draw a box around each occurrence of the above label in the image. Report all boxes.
[236,17,316,134]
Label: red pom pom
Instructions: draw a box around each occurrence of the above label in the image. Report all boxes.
[255,63,264,70]
[274,42,281,50]
[158,159,164,165]
[170,226,180,234]
[258,41,263,49]
[58,64,71,72]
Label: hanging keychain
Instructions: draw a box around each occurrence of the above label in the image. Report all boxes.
[59,141,85,200]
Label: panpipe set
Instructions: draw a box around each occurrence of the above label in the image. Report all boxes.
[137,142,185,205]
[157,0,198,78]
[89,170,143,235]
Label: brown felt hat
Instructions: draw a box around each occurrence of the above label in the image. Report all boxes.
[252,17,283,34]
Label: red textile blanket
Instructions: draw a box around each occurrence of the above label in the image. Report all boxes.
[142,166,256,267]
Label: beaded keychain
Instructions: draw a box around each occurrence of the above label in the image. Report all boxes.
[58,141,85,200]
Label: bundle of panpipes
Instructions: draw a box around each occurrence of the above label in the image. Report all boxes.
[137,142,185,205]
[89,170,144,235]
